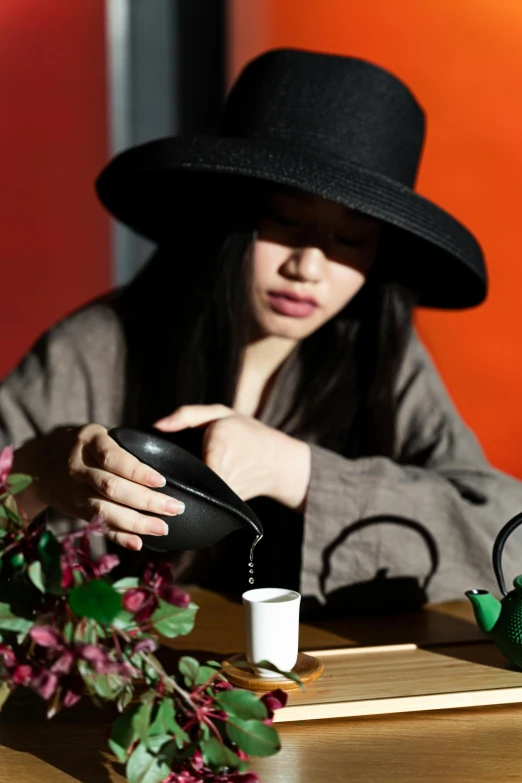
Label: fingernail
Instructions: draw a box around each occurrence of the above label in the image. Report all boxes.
[164,499,185,515]
[147,472,166,488]
[133,537,143,551]
[148,520,169,536]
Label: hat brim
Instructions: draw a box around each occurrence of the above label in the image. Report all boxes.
[96,135,487,309]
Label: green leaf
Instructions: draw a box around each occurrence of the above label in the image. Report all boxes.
[74,617,99,645]
[126,740,175,783]
[196,665,223,686]
[27,561,45,593]
[146,734,172,754]
[117,686,134,713]
[201,737,242,769]
[0,681,11,710]
[69,579,122,624]
[109,703,140,763]
[37,530,62,594]
[178,656,200,687]
[149,697,176,734]
[0,505,8,521]
[132,698,154,743]
[112,576,140,590]
[149,698,189,748]
[216,689,267,721]
[225,658,304,689]
[9,551,25,569]
[150,599,197,638]
[0,602,32,633]
[226,718,280,758]
[109,704,139,763]
[2,496,22,525]
[6,474,32,495]
[77,659,127,700]
[108,737,128,765]
[62,621,74,644]
[111,609,136,632]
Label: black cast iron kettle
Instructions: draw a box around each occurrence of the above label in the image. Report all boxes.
[109,428,263,552]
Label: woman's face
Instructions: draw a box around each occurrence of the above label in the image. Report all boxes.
[250,187,382,341]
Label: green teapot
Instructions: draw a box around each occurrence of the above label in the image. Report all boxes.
[466,511,522,668]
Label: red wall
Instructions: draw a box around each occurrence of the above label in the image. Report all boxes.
[0,0,111,378]
[229,0,522,478]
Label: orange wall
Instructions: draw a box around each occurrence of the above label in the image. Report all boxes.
[0,0,111,379]
[229,0,522,478]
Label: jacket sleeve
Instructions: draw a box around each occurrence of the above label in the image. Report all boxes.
[0,304,125,539]
[0,303,125,450]
[301,330,522,605]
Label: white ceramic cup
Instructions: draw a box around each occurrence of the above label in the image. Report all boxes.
[242,587,301,678]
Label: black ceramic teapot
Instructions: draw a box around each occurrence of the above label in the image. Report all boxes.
[109,428,263,552]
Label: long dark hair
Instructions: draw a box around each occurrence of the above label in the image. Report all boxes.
[111,219,416,461]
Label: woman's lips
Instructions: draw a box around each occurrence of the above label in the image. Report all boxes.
[266,292,319,318]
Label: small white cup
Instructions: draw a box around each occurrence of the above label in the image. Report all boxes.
[242,587,301,678]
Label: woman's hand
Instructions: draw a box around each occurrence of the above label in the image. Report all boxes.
[155,405,311,510]
[13,424,184,551]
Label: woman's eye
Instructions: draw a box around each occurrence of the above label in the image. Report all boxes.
[334,235,367,248]
[268,213,299,227]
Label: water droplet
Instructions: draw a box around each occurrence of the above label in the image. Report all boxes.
[249,577,255,584]
[248,562,253,568]
[249,569,254,574]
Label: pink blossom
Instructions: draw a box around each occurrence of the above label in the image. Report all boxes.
[95,553,120,576]
[63,678,83,708]
[12,664,34,685]
[0,644,17,669]
[80,645,122,675]
[79,645,108,667]
[32,670,59,700]
[191,750,204,771]
[261,689,288,718]
[0,445,14,484]
[211,680,233,692]
[134,598,158,625]
[160,584,191,608]
[60,560,75,589]
[29,626,63,649]
[132,638,158,655]
[144,561,174,591]
[84,515,107,536]
[123,588,149,614]
[51,651,75,675]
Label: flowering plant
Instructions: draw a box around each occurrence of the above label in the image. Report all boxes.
[0,446,289,783]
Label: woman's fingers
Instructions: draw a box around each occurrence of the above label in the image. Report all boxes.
[105,527,143,551]
[85,495,170,539]
[80,466,184,517]
[84,429,166,488]
[154,404,233,431]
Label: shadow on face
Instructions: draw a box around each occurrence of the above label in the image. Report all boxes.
[250,185,383,340]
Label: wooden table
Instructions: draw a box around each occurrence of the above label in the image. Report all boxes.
[1,588,521,783]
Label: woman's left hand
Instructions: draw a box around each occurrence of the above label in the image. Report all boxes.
[154,405,311,510]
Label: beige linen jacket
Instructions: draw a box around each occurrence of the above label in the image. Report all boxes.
[1,300,522,610]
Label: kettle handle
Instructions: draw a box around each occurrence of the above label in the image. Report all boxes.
[493,512,522,597]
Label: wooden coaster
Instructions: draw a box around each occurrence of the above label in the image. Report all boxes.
[222,652,324,692]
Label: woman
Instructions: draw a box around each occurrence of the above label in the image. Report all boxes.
[1,49,522,614]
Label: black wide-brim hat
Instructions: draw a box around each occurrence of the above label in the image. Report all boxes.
[96,48,487,309]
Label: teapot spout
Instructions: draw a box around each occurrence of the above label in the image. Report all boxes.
[465,589,501,635]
